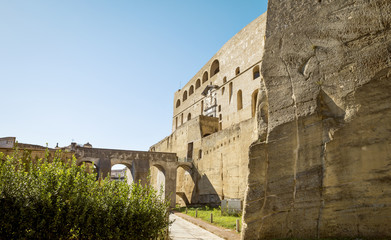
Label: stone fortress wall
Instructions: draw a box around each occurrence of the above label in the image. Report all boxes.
[150,13,267,205]
[242,1,391,239]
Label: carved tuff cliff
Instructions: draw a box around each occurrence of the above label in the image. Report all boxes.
[243,0,391,239]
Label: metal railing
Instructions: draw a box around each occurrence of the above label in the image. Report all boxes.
[177,157,193,162]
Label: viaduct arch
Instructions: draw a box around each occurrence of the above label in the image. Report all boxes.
[73,145,192,207]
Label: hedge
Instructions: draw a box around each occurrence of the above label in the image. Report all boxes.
[0,150,170,240]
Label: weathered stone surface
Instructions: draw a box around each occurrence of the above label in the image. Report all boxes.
[243,1,391,239]
[150,13,268,206]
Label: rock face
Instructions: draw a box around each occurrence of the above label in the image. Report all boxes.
[242,1,391,239]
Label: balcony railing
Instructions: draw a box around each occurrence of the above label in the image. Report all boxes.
[177,157,192,162]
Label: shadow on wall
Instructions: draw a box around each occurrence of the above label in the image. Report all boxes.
[182,165,220,207]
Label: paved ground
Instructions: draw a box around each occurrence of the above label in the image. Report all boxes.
[169,214,224,240]
[172,212,240,240]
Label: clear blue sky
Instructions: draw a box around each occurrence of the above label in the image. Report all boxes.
[0,0,268,151]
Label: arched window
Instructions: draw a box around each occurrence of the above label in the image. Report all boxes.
[235,67,240,76]
[210,59,220,78]
[189,85,194,95]
[237,90,243,110]
[252,89,259,117]
[202,71,208,83]
[253,66,260,79]
[196,79,201,89]
[183,91,188,101]
[223,77,227,83]
[187,113,191,121]
[176,99,181,108]
[229,82,233,103]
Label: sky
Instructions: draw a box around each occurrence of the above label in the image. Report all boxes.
[0,0,268,151]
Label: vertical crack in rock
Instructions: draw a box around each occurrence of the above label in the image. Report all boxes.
[316,90,346,237]
[282,58,300,235]
[258,77,270,238]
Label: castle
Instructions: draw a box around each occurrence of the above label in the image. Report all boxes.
[150,13,267,206]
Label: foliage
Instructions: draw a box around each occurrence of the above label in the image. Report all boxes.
[0,149,170,240]
[175,206,241,231]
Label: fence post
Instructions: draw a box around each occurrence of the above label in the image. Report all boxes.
[195,209,198,218]
[210,212,213,223]
[236,219,240,232]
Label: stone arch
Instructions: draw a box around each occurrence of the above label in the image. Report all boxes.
[196,79,201,89]
[176,164,194,206]
[189,85,194,95]
[176,99,181,108]
[210,59,220,77]
[237,90,243,110]
[77,159,100,180]
[151,164,166,200]
[202,71,209,83]
[111,163,134,184]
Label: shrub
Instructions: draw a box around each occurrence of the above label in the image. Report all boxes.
[0,149,170,240]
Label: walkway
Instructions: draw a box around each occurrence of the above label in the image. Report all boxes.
[169,214,223,240]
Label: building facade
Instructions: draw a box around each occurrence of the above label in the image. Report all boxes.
[150,13,267,206]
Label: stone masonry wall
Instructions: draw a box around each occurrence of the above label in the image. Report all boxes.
[242,1,391,239]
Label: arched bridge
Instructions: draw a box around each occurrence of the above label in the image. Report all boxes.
[73,146,192,207]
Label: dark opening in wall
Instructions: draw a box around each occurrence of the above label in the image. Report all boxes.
[183,91,188,101]
[210,59,220,77]
[189,85,194,95]
[237,90,243,110]
[198,149,202,159]
[202,71,209,83]
[229,82,233,103]
[187,113,191,121]
[176,99,181,108]
[223,77,227,83]
[253,66,260,79]
[221,87,225,95]
[196,79,201,89]
[252,89,259,117]
[235,67,240,75]
[187,142,193,160]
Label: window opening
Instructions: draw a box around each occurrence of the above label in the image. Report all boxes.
[237,90,243,110]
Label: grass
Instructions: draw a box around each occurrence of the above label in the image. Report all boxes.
[175,206,241,231]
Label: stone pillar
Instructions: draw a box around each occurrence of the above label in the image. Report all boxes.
[165,162,177,208]
[99,157,111,179]
[133,159,150,186]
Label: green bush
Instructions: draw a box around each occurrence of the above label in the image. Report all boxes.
[0,150,170,240]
